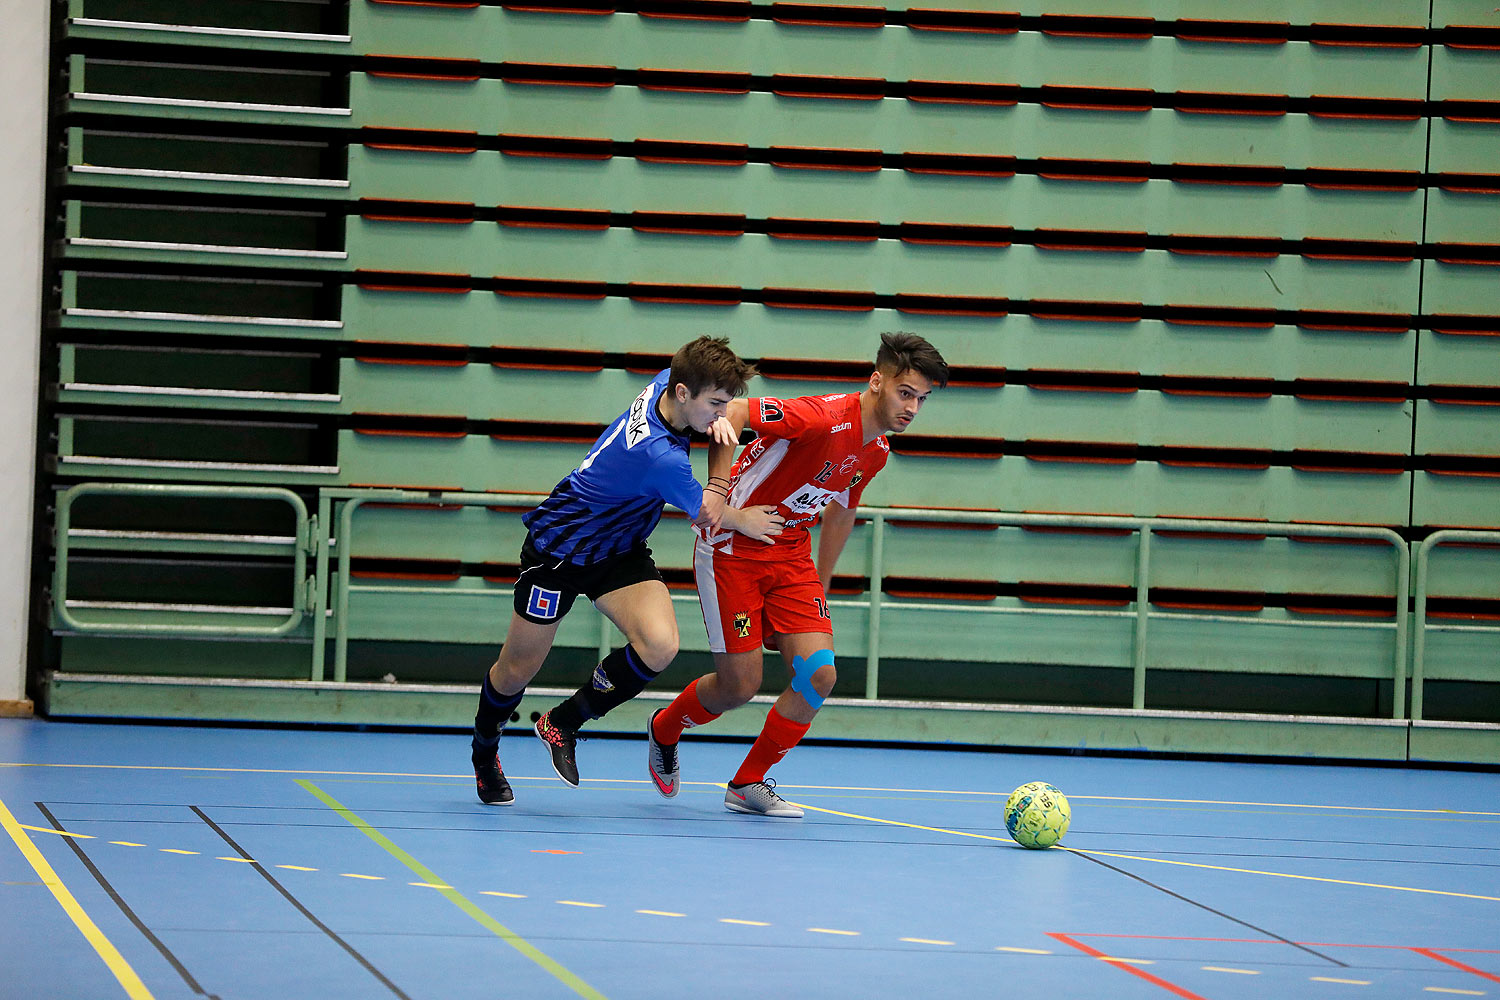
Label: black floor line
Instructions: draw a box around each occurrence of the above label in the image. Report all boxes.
[34,801,221,999]
[191,805,414,1000]
[1069,849,1349,968]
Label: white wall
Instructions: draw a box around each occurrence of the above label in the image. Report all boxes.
[0,4,49,709]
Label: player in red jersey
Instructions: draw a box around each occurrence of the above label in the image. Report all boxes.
[647,332,949,816]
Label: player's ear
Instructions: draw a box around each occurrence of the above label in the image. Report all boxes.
[868,370,882,393]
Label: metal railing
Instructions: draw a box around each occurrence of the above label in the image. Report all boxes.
[312,489,1411,715]
[315,489,572,683]
[1411,529,1500,722]
[52,482,313,637]
[855,510,1410,717]
[60,484,1498,723]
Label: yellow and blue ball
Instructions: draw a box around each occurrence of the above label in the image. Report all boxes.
[1004,781,1071,849]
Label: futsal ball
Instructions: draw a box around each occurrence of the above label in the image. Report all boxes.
[1004,781,1071,849]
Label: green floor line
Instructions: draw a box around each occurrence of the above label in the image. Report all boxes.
[296,779,606,1000]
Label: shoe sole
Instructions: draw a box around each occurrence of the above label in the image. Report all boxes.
[723,799,803,819]
[534,720,580,788]
[479,796,516,807]
[646,709,679,798]
[723,788,803,819]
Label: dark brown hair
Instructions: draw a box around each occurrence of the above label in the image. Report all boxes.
[670,336,757,398]
[876,331,948,388]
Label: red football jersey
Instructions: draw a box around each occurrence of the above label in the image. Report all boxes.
[705,392,889,561]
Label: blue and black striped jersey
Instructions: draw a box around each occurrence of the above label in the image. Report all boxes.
[523,369,703,565]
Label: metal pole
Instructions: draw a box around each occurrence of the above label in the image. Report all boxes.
[864,510,885,701]
[1132,526,1152,710]
[1392,537,1410,720]
[333,496,363,684]
[310,492,331,681]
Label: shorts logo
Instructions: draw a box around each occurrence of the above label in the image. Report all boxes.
[526,585,562,620]
[759,398,784,423]
[733,611,752,638]
[590,663,614,693]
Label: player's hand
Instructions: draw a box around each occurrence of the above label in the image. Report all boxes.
[694,488,728,531]
[735,504,785,543]
[709,415,738,447]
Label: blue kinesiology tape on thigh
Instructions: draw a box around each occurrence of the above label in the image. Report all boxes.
[790,648,835,711]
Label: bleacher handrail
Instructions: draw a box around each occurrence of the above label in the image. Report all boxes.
[1411,528,1500,722]
[321,487,1411,715]
[52,482,312,637]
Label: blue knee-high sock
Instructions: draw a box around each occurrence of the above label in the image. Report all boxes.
[473,672,523,755]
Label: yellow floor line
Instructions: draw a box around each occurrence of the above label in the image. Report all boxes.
[0,795,155,1000]
[19,824,95,838]
[1066,847,1500,903]
[8,761,1494,819]
[297,779,606,1000]
[796,802,1500,903]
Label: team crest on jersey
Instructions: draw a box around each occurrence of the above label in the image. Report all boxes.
[849,471,863,488]
[759,398,784,423]
[733,611,752,638]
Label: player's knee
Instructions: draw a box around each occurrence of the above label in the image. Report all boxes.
[811,663,837,698]
[490,652,537,694]
[632,626,679,673]
[717,671,761,708]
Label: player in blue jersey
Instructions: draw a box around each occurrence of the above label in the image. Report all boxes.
[470,337,784,804]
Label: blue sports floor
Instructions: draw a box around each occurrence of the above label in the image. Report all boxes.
[2,716,1497,1000]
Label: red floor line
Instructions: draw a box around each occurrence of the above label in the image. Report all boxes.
[1047,932,1212,1000]
[1412,948,1500,982]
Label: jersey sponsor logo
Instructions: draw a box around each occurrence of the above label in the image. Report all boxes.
[759,398,784,423]
[625,383,654,449]
[733,611,752,638]
[830,422,852,433]
[782,483,841,516]
[840,455,859,473]
[526,585,562,620]
[821,394,844,402]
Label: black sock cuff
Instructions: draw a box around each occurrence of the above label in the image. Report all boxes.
[481,673,524,713]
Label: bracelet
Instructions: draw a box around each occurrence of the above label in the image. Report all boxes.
[708,476,731,486]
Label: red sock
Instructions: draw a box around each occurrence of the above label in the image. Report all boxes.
[652,678,719,744]
[732,707,810,786]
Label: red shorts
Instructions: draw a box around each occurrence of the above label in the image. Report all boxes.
[694,539,832,654]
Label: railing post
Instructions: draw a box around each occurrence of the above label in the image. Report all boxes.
[1392,536,1410,721]
[864,510,886,701]
[310,492,331,681]
[333,496,365,684]
[1132,526,1152,710]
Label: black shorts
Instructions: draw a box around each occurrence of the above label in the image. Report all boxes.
[511,536,663,625]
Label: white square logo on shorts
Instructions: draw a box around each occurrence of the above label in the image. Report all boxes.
[526,585,562,620]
